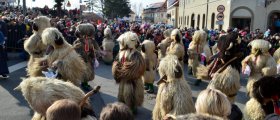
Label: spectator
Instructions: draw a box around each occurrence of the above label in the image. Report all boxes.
[264,29,271,38]
[46,99,81,120]
[0,30,9,79]
[100,102,134,120]
[195,88,231,119]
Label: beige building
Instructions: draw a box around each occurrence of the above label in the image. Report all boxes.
[166,0,179,27]
[129,11,136,22]
[142,2,167,24]
[178,0,280,32]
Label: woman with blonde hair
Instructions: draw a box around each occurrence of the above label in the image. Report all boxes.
[195,88,231,119]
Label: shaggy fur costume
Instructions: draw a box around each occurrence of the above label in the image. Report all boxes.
[244,75,280,120]
[24,16,51,76]
[141,40,157,93]
[102,26,115,65]
[244,98,265,120]
[241,39,277,97]
[203,44,212,63]
[38,28,86,86]
[198,33,242,103]
[208,66,240,103]
[167,29,185,68]
[157,29,172,61]
[112,32,145,112]
[153,55,195,120]
[187,30,207,77]
[73,23,97,82]
[273,47,280,74]
[14,77,96,120]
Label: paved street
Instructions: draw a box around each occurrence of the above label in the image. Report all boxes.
[0,52,249,120]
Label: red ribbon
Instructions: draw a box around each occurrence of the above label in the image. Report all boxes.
[85,36,89,52]
[272,95,280,115]
[121,51,126,64]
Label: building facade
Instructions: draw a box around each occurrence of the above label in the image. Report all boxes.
[178,0,280,32]
[166,0,179,27]
[142,2,167,24]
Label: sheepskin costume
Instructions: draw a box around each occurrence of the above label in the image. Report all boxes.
[102,26,115,65]
[141,40,157,93]
[24,16,51,77]
[202,33,243,103]
[244,75,280,120]
[187,30,207,78]
[157,29,172,61]
[203,43,212,63]
[153,55,195,120]
[14,77,97,120]
[112,31,145,114]
[273,47,280,74]
[166,29,185,68]
[73,23,98,89]
[39,27,86,86]
[241,39,277,97]
[244,98,265,120]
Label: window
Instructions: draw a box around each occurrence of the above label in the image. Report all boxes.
[185,16,186,26]
[179,17,181,25]
[202,14,205,29]
[211,13,215,29]
[197,14,200,29]
[191,14,195,28]
[187,16,189,25]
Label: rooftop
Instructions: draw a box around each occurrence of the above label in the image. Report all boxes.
[145,2,165,9]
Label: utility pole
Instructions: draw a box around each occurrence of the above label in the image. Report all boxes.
[23,0,26,15]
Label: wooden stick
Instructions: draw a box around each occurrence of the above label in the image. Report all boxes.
[79,86,101,107]
[157,75,167,85]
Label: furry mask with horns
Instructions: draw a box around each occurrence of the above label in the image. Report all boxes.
[171,29,183,44]
[42,28,67,54]
[32,16,51,33]
[117,31,139,50]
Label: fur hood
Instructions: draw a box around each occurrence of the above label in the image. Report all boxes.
[248,39,271,54]
[33,16,51,34]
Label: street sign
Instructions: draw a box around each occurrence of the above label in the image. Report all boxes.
[216,21,224,25]
[217,5,225,12]
[216,12,224,21]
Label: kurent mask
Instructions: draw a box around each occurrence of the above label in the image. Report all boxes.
[33,23,39,31]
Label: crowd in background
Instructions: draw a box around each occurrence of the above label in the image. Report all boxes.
[1,6,280,62]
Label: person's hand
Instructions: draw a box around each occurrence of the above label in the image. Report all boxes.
[163,114,175,120]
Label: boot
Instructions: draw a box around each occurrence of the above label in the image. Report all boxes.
[188,67,192,75]
[147,83,154,94]
[194,79,202,86]
[144,83,149,90]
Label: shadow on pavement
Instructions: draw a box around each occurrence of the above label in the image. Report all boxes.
[95,61,114,80]
[0,67,34,116]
